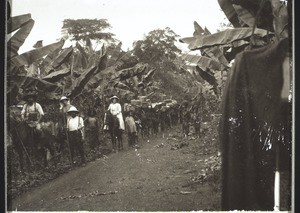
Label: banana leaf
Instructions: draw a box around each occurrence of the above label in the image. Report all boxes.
[203,46,229,66]
[204,27,211,35]
[114,51,136,71]
[69,65,98,98]
[182,54,227,71]
[180,27,270,50]
[10,75,62,93]
[42,68,71,83]
[217,0,241,27]
[193,21,205,37]
[113,81,130,90]
[75,42,89,69]
[7,19,35,58]
[194,24,229,67]
[63,75,73,94]
[116,63,148,81]
[39,47,63,76]
[52,46,73,69]
[26,62,39,77]
[97,53,108,73]
[271,0,289,39]
[10,39,65,70]
[86,45,107,71]
[7,14,32,34]
[33,40,43,48]
[195,66,217,86]
[232,4,255,27]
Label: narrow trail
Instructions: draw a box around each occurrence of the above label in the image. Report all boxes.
[11,125,221,211]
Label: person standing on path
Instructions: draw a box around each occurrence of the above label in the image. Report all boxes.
[57,96,75,149]
[85,109,100,150]
[125,110,138,148]
[66,106,86,166]
[107,95,125,130]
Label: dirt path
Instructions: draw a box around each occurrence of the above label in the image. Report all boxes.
[11,125,221,211]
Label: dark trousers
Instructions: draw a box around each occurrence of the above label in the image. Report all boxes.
[67,130,85,164]
[128,132,137,147]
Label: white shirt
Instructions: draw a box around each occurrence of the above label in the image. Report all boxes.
[21,102,44,119]
[108,103,122,116]
[67,116,84,131]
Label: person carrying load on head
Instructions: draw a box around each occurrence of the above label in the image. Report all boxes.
[107,95,125,130]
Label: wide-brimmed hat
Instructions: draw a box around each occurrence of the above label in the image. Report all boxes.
[60,96,69,102]
[67,106,79,113]
[110,95,119,100]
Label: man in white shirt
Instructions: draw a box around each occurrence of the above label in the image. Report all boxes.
[21,92,44,136]
[21,93,44,124]
[66,106,86,165]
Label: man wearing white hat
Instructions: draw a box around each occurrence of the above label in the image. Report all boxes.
[57,96,75,151]
[66,106,86,165]
[107,95,125,130]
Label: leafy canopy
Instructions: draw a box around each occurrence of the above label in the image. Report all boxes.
[133,27,181,64]
[62,18,115,42]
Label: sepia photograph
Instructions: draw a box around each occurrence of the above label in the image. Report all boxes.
[5,0,293,212]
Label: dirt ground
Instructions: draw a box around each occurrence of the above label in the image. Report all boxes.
[9,122,221,211]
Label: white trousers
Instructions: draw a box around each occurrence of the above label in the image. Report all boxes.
[116,113,125,130]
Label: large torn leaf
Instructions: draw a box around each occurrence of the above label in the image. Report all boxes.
[10,75,62,93]
[85,67,111,90]
[7,19,35,58]
[69,65,98,98]
[52,46,73,69]
[39,47,63,76]
[182,54,227,71]
[7,14,32,34]
[180,28,270,50]
[115,63,149,81]
[203,46,229,66]
[10,39,65,69]
[194,24,229,67]
[42,68,70,83]
[232,4,255,27]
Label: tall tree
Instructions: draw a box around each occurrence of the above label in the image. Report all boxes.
[132,27,181,64]
[62,19,115,47]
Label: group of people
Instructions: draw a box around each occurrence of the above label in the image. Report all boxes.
[20,93,140,166]
[19,92,205,167]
